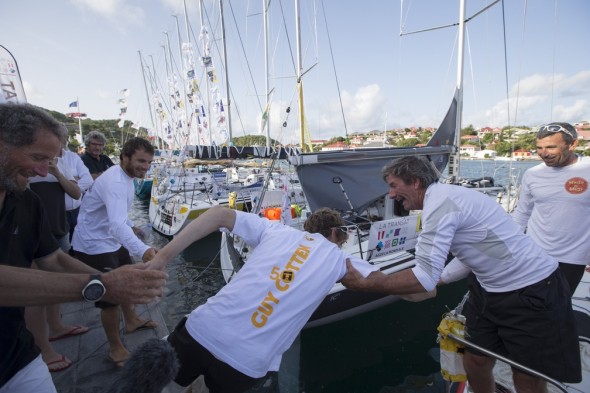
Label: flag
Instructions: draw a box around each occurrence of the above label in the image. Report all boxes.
[259,103,270,134]
[0,45,27,103]
[69,100,78,107]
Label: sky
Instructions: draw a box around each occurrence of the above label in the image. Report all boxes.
[2,0,589,145]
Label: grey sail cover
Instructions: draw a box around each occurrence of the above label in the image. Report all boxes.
[289,89,458,213]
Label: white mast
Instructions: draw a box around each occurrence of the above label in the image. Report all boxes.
[295,0,306,152]
[219,0,232,143]
[198,0,213,145]
[263,0,271,148]
[173,15,190,122]
[448,0,466,180]
[138,51,158,149]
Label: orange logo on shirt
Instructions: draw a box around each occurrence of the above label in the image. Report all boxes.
[565,177,588,194]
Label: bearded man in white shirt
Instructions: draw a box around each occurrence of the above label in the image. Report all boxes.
[511,122,590,295]
[72,137,159,368]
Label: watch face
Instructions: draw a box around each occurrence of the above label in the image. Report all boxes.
[84,282,105,301]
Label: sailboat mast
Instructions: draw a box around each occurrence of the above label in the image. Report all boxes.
[448,0,466,180]
[198,0,213,145]
[173,15,190,123]
[138,51,158,149]
[295,0,307,152]
[263,0,271,148]
[219,0,232,143]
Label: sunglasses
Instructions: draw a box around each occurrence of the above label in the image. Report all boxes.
[332,225,358,233]
[539,124,576,139]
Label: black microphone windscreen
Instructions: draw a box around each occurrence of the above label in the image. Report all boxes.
[106,338,179,393]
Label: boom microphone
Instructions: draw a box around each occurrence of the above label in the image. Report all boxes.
[106,338,179,393]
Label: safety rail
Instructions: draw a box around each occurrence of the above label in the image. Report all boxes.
[448,333,569,393]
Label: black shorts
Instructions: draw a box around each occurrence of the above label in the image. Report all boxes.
[462,268,581,383]
[168,317,261,392]
[558,262,586,296]
[73,247,133,309]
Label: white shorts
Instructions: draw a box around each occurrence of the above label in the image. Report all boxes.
[0,355,56,393]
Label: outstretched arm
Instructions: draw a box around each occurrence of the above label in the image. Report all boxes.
[148,205,237,270]
[341,260,427,295]
[0,264,166,306]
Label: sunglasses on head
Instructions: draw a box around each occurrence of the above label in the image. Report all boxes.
[539,124,576,139]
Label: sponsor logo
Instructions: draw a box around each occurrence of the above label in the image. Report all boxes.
[565,177,588,194]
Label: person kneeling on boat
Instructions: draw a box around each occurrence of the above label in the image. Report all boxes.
[147,205,378,393]
[341,156,581,393]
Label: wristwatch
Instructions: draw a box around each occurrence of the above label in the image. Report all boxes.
[82,274,106,302]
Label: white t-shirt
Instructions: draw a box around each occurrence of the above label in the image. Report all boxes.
[412,182,557,292]
[72,165,148,257]
[185,210,377,378]
[511,156,590,265]
[60,150,93,211]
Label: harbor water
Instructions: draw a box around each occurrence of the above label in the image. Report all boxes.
[129,159,539,393]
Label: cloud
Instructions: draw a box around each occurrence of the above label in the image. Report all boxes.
[69,0,146,26]
[317,84,386,137]
[553,100,590,122]
[22,81,42,101]
[468,70,590,127]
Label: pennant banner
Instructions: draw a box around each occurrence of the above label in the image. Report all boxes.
[0,45,27,103]
[118,88,129,128]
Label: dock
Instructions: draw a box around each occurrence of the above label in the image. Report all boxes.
[49,300,169,393]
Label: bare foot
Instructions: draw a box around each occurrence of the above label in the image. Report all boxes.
[107,349,129,369]
[125,318,157,334]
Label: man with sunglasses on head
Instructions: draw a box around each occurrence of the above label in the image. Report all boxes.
[81,130,114,180]
[511,122,590,295]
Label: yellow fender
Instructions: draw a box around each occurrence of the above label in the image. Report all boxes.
[228,191,237,209]
[437,312,467,382]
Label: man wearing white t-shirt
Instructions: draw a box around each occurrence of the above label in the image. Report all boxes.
[61,145,93,242]
[342,156,580,393]
[148,206,377,392]
[446,122,590,297]
[72,137,159,368]
[512,122,590,295]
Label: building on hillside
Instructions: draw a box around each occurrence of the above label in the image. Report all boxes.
[311,139,327,147]
[321,141,349,151]
[513,149,532,159]
[577,130,590,141]
[349,135,364,145]
[474,149,497,159]
[460,145,480,156]
[461,135,480,143]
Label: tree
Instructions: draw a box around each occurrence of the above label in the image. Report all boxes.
[396,138,419,147]
[495,141,515,156]
[418,131,432,144]
[232,135,278,146]
[461,124,476,136]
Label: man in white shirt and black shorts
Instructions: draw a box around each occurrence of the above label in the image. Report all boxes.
[72,137,159,368]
